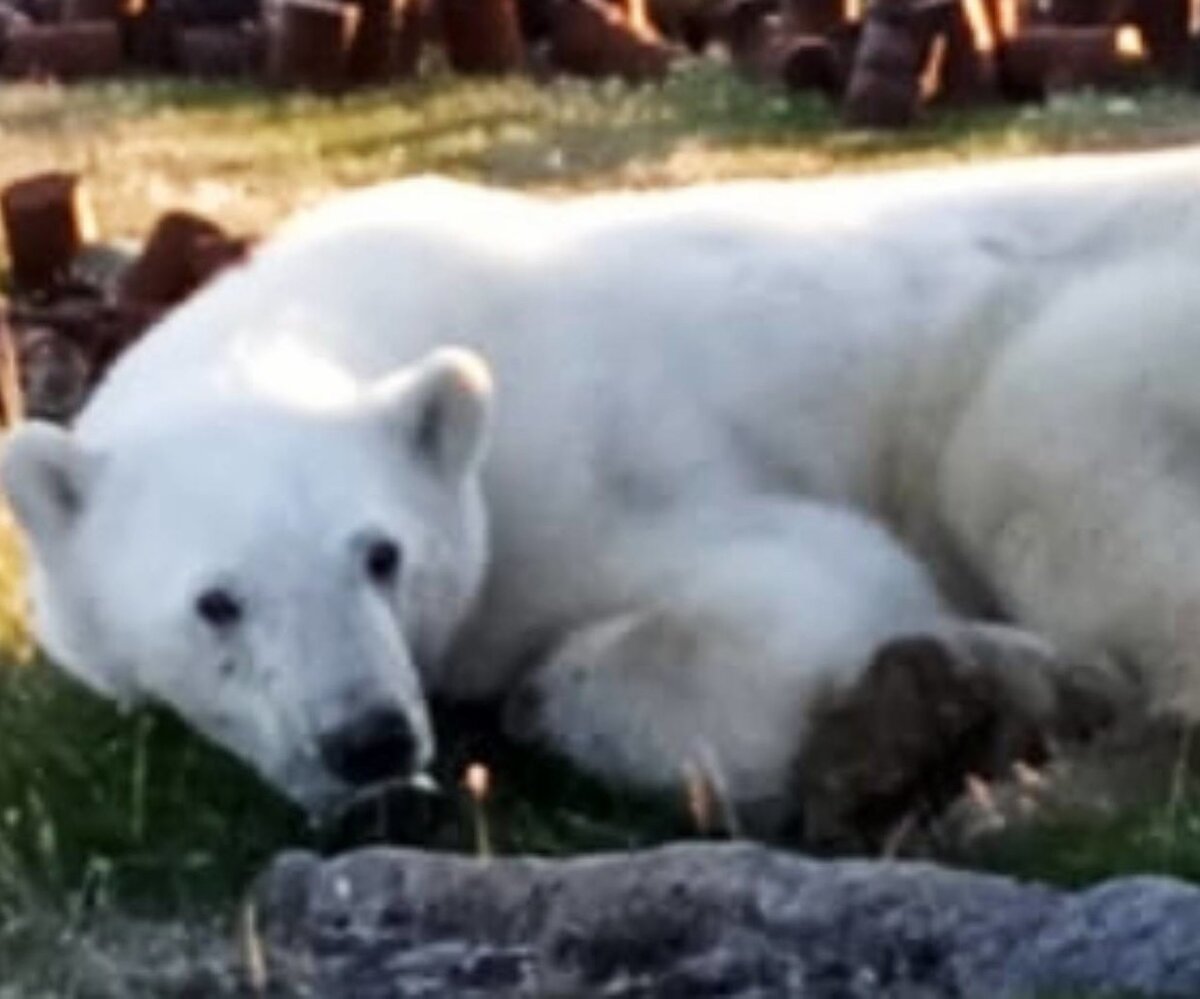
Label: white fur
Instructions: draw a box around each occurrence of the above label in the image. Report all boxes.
[8,145,1200,811]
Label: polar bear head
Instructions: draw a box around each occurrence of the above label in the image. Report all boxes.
[1,347,493,814]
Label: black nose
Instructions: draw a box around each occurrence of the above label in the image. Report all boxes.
[318,709,418,785]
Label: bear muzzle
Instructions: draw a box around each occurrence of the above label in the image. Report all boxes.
[317,707,420,786]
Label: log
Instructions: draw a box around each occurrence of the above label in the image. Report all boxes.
[439,0,523,74]
[176,23,264,77]
[782,0,845,34]
[843,0,925,128]
[1048,0,1127,25]
[780,35,842,95]
[117,211,248,308]
[0,173,97,293]
[998,24,1145,98]
[0,20,123,78]
[61,0,125,20]
[1129,0,1188,77]
[346,0,422,82]
[549,0,673,82]
[917,0,993,103]
[267,0,359,91]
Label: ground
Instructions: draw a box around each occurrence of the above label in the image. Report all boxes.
[5,64,1200,994]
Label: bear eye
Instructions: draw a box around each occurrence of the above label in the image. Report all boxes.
[365,538,402,586]
[196,588,243,629]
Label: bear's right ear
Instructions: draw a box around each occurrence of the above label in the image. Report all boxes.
[371,347,494,481]
[1,422,97,551]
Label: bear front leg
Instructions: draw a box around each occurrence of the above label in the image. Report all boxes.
[503,609,818,824]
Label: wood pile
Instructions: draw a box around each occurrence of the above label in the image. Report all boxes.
[0,172,250,424]
[0,0,1192,101]
[721,0,1191,127]
[0,0,685,86]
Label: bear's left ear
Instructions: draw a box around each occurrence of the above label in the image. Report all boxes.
[1,422,100,554]
[371,347,494,480]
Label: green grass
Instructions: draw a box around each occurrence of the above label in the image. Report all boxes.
[6,66,1200,988]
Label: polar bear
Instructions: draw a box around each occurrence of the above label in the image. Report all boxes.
[5,146,1200,824]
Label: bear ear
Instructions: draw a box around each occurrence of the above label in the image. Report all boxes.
[1,422,97,551]
[371,347,494,481]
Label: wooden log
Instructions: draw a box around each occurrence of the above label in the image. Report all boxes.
[62,0,125,20]
[0,173,97,294]
[549,0,673,82]
[782,0,845,34]
[1048,0,1127,25]
[998,24,1146,98]
[439,0,523,74]
[842,0,925,128]
[916,0,993,103]
[20,0,66,22]
[117,210,246,308]
[124,0,179,68]
[0,20,123,78]
[176,23,264,77]
[346,0,422,82]
[779,34,842,95]
[1128,0,1188,77]
[267,0,359,91]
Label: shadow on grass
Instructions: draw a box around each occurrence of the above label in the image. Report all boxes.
[0,659,691,923]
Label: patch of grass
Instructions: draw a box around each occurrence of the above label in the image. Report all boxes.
[965,801,1200,890]
[4,66,1200,240]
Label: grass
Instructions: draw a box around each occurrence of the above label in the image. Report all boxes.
[6,64,1200,990]
[5,63,1200,237]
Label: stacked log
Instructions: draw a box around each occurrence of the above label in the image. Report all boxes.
[440,0,524,74]
[1,173,98,293]
[718,0,1168,129]
[549,0,675,82]
[0,173,251,423]
[266,0,359,90]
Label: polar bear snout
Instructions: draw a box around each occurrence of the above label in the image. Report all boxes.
[317,707,419,785]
